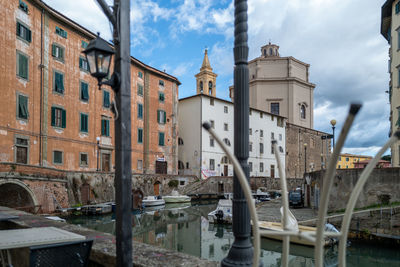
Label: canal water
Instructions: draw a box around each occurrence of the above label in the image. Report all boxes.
[64,201,400,266]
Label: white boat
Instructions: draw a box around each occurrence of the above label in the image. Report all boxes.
[142,196,165,207]
[208,199,232,224]
[163,190,191,203]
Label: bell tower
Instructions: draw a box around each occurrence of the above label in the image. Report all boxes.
[195,49,217,96]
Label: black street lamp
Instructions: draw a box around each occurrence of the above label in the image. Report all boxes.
[222,0,256,266]
[330,119,336,149]
[83,1,132,265]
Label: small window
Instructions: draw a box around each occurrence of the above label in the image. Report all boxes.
[138,103,143,119]
[53,150,63,164]
[157,110,166,124]
[180,180,185,186]
[271,102,279,115]
[210,138,214,147]
[224,123,228,131]
[210,120,215,128]
[271,132,275,140]
[101,118,110,136]
[80,82,89,102]
[81,40,88,49]
[138,128,143,144]
[260,162,264,172]
[17,94,29,120]
[249,128,252,135]
[279,134,282,141]
[271,145,274,154]
[103,90,110,108]
[79,57,89,71]
[210,98,214,106]
[19,0,28,13]
[199,81,203,92]
[80,153,88,166]
[16,52,29,80]
[249,162,253,172]
[260,130,263,137]
[396,2,400,14]
[137,83,143,95]
[346,158,349,162]
[209,159,215,171]
[223,138,231,146]
[16,22,31,42]
[208,81,213,95]
[159,80,165,87]
[137,160,143,170]
[53,71,64,94]
[300,104,306,119]
[159,92,165,102]
[158,132,165,146]
[186,162,189,169]
[138,71,143,78]
[260,113,263,118]
[279,146,284,153]
[80,113,88,133]
[51,107,66,128]
[55,26,67,38]
[260,143,264,154]
[15,137,29,164]
[52,43,64,61]
[224,106,228,113]
[249,142,253,152]
[178,138,184,145]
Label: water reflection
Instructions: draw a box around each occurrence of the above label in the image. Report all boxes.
[65,202,400,266]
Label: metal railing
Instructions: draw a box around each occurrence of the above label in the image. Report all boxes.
[204,103,399,267]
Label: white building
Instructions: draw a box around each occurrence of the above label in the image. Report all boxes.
[178,94,286,179]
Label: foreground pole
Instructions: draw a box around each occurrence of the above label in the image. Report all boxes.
[221,0,254,266]
[113,0,132,265]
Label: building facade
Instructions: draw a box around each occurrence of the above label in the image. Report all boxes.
[336,154,373,169]
[230,42,315,129]
[381,0,400,167]
[179,51,286,179]
[0,0,179,174]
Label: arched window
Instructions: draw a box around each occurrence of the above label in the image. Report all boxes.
[199,81,203,93]
[208,81,213,95]
[178,137,184,145]
[221,156,231,164]
[269,48,273,55]
[263,49,266,56]
[223,138,231,146]
[178,161,184,169]
[300,104,306,119]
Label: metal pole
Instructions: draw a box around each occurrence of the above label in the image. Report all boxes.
[97,139,100,171]
[332,126,335,149]
[113,0,132,265]
[221,0,255,266]
[304,146,307,176]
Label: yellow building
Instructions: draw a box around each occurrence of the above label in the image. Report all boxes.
[336,154,372,169]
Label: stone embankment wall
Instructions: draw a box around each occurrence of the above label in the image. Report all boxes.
[0,163,197,213]
[308,168,400,212]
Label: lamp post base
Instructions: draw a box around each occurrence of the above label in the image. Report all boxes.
[221,238,258,267]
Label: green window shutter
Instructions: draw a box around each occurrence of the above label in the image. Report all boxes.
[52,44,56,57]
[81,82,89,101]
[106,120,110,136]
[81,114,88,132]
[27,29,31,42]
[101,119,105,135]
[79,57,83,69]
[157,110,160,123]
[103,91,110,108]
[59,47,64,60]
[159,132,164,146]
[18,95,28,119]
[61,109,66,128]
[16,23,21,37]
[138,104,143,119]
[163,111,166,124]
[138,128,143,143]
[51,107,56,126]
[60,73,64,92]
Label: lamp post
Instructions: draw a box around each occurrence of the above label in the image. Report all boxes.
[330,119,336,149]
[222,0,255,266]
[96,136,100,171]
[304,143,307,177]
[83,1,132,265]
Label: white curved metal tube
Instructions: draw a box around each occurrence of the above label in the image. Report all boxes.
[314,103,361,267]
[202,122,260,267]
[272,140,290,267]
[338,131,400,267]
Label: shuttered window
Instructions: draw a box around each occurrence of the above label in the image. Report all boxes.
[138,103,143,119]
[101,118,110,136]
[55,26,67,38]
[54,71,64,94]
[137,84,143,96]
[16,22,31,42]
[138,71,143,78]
[53,150,63,164]
[80,82,89,101]
[81,40,88,49]
[103,90,110,108]
[51,107,66,128]
[138,128,143,144]
[157,110,166,124]
[19,0,28,13]
[17,52,28,80]
[159,92,165,102]
[17,94,28,120]
[79,57,89,71]
[158,132,165,146]
[80,113,88,133]
[52,44,64,61]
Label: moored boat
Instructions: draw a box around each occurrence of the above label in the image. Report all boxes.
[163,190,191,203]
[208,199,232,224]
[142,196,165,207]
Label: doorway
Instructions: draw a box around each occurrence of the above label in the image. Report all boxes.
[223,165,228,176]
[154,181,161,196]
[101,153,111,172]
[155,161,167,174]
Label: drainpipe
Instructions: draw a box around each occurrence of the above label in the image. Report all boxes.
[39,8,44,166]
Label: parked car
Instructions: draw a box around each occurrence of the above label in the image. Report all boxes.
[289,190,304,208]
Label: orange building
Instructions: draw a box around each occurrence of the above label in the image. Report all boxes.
[336,154,372,169]
[0,0,180,174]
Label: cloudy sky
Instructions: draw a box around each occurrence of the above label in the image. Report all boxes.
[45,0,390,156]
